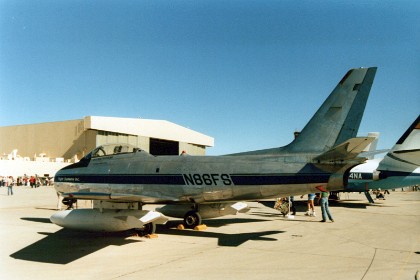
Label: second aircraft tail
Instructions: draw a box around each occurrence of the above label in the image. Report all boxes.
[378,115,420,171]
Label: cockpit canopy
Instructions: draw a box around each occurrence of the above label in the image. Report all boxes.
[60,143,150,171]
[88,143,143,159]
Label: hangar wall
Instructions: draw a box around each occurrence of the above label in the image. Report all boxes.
[0,116,213,162]
[0,119,84,161]
[95,130,147,153]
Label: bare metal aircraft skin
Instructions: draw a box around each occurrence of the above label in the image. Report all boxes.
[52,67,377,234]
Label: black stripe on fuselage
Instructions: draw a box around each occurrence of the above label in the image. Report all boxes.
[55,173,332,186]
[378,170,420,179]
[56,174,185,185]
[230,173,330,185]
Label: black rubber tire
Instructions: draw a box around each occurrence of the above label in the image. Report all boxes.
[183,211,202,229]
[134,223,156,236]
[143,222,156,235]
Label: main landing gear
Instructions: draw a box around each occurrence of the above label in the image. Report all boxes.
[183,210,202,229]
[134,222,156,237]
[62,198,77,210]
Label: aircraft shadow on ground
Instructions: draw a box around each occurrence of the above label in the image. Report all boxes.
[21,217,52,224]
[196,217,271,228]
[258,199,393,211]
[329,200,393,209]
[10,226,141,264]
[11,216,280,264]
[158,221,283,247]
[253,201,309,218]
[35,207,61,211]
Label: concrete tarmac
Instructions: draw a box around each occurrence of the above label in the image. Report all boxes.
[1,186,419,280]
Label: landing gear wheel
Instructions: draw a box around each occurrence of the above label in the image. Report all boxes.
[62,198,77,210]
[183,211,202,229]
[135,223,156,236]
[143,222,156,235]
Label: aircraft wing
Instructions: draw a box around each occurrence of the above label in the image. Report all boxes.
[314,137,376,162]
[62,191,180,204]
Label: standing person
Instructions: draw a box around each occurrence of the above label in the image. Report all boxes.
[29,176,35,188]
[7,176,14,196]
[301,193,316,217]
[376,189,386,200]
[319,191,334,222]
[290,196,296,215]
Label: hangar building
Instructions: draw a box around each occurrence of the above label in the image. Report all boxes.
[0,116,214,162]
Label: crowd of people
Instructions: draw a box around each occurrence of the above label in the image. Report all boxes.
[275,192,335,223]
[1,175,53,196]
[274,187,417,222]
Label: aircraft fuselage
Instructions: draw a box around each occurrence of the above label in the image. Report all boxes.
[55,150,340,204]
[347,158,420,192]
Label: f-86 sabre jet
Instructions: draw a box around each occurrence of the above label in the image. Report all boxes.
[344,115,420,202]
[51,67,377,235]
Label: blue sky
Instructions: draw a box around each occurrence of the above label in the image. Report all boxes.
[1,1,419,155]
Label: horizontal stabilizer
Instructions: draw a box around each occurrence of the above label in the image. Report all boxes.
[388,149,420,166]
[359,149,390,159]
[314,137,376,162]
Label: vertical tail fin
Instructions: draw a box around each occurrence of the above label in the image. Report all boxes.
[285,67,377,153]
[379,115,420,170]
[363,132,380,159]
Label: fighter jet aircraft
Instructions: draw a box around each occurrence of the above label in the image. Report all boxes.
[51,67,377,235]
[344,115,420,202]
